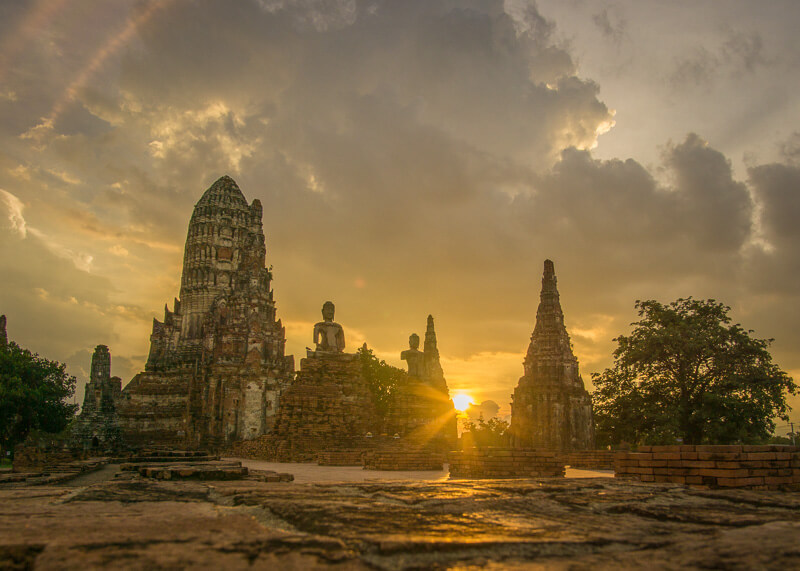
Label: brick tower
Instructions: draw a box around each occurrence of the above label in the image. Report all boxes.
[118,176,294,449]
[510,260,595,451]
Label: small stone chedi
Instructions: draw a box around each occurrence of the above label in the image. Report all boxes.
[264,302,379,461]
[118,176,294,448]
[510,260,595,451]
[70,345,122,451]
[392,315,457,449]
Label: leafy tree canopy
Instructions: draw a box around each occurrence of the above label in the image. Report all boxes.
[0,341,78,457]
[592,298,796,446]
[357,344,405,422]
[461,416,510,448]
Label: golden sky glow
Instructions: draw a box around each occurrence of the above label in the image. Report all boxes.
[1,1,800,431]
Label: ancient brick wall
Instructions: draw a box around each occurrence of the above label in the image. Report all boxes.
[448,448,565,479]
[118,371,191,448]
[614,445,800,489]
[317,450,365,466]
[363,447,445,471]
[566,450,615,470]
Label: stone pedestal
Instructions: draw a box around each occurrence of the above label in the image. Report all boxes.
[265,353,380,461]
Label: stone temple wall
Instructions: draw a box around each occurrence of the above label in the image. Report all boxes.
[118,176,294,449]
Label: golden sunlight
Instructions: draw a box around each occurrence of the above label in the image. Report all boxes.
[452,393,474,412]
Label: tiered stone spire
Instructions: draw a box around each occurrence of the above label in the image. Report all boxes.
[0,315,6,347]
[510,260,595,451]
[119,176,294,448]
[423,314,444,383]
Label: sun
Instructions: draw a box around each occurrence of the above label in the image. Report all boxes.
[452,394,474,412]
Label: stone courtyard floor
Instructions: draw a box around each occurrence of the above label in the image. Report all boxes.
[2,461,800,569]
[234,458,615,483]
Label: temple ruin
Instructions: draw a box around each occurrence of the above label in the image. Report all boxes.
[118,176,294,449]
[510,260,595,451]
[391,315,457,449]
[252,302,381,461]
[70,345,122,452]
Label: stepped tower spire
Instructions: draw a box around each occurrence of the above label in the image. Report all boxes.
[423,314,444,381]
[510,260,595,451]
[120,176,294,449]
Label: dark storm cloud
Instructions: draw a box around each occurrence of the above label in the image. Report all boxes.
[669,30,769,89]
[592,8,626,44]
[747,162,800,296]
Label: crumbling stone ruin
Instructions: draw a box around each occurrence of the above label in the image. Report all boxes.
[390,315,457,450]
[510,260,595,451]
[70,345,122,452]
[117,176,294,449]
[0,314,7,347]
[255,302,381,461]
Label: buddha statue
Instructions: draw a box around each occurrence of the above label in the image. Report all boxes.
[313,301,345,353]
[400,333,425,377]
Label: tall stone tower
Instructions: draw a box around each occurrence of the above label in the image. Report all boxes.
[70,345,122,451]
[510,260,595,451]
[118,176,294,449]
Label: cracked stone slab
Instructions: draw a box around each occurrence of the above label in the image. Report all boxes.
[2,476,800,569]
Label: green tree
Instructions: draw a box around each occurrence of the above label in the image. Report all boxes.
[592,298,796,446]
[0,341,78,459]
[461,416,510,448]
[357,344,404,425]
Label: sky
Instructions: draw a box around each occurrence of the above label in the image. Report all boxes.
[1,0,799,433]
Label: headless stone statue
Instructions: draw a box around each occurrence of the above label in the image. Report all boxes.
[313,301,345,353]
[401,333,425,377]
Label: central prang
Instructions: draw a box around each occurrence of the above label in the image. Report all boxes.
[313,301,346,353]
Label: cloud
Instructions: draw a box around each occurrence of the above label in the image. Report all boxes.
[0,189,27,237]
[1,0,799,419]
[255,0,359,32]
[670,30,769,89]
[592,7,626,44]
